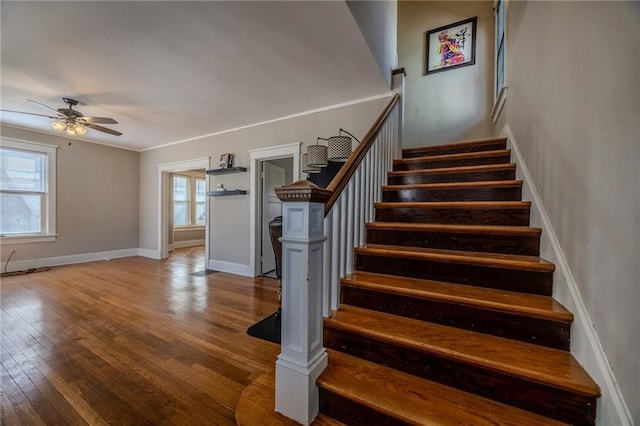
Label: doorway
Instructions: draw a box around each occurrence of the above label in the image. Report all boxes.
[158,157,210,265]
[249,143,301,277]
[260,159,289,276]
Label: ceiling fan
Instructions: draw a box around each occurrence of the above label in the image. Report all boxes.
[1,97,122,137]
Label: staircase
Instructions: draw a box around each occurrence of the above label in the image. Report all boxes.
[317,137,600,425]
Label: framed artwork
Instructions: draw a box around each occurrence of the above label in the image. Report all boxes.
[219,153,233,169]
[424,17,477,75]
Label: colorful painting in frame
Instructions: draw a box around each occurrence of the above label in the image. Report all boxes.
[424,17,477,75]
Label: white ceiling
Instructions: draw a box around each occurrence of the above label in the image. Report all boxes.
[0,1,389,151]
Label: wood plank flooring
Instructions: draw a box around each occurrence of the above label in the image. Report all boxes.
[1,247,281,425]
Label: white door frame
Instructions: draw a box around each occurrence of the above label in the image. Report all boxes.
[158,157,210,260]
[249,142,301,276]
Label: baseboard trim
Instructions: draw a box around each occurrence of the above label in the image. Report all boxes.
[208,259,253,277]
[172,239,205,249]
[137,248,161,259]
[502,124,632,426]
[2,248,139,273]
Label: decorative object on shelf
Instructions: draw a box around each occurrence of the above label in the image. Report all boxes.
[424,16,477,75]
[302,153,321,174]
[219,153,234,169]
[328,128,360,162]
[307,137,328,167]
[216,183,225,191]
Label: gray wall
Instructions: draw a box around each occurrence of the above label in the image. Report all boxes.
[347,0,398,86]
[139,97,390,266]
[0,125,140,263]
[496,2,639,423]
[398,1,495,147]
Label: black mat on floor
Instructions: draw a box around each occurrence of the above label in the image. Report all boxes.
[190,269,219,277]
[247,311,281,344]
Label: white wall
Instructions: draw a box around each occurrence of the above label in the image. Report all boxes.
[398,1,495,147]
[496,2,639,423]
[139,97,391,271]
[0,125,140,268]
[347,0,398,87]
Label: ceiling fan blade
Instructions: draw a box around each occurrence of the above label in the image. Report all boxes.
[81,116,118,124]
[0,109,59,120]
[85,123,122,136]
[27,99,61,114]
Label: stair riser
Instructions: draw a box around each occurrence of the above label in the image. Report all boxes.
[382,186,522,202]
[375,206,531,226]
[403,141,507,158]
[366,228,540,255]
[387,168,516,185]
[355,253,552,295]
[320,388,405,426]
[394,153,511,171]
[341,286,570,350]
[324,329,596,425]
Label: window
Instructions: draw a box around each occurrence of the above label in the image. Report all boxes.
[0,138,57,243]
[172,173,206,227]
[496,0,505,95]
[492,0,508,122]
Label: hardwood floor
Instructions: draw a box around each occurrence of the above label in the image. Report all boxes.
[1,247,281,425]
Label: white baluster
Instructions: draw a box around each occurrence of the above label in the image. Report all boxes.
[339,192,347,279]
[354,166,360,247]
[346,179,354,275]
[357,166,366,247]
[330,201,341,311]
[322,213,332,318]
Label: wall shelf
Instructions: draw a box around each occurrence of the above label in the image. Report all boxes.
[207,190,247,197]
[206,167,247,175]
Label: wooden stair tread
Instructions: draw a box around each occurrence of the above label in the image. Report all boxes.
[342,271,572,322]
[394,149,510,164]
[375,200,531,209]
[388,163,516,176]
[402,137,508,157]
[358,244,555,272]
[366,222,541,236]
[320,349,568,426]
[236,371,345,426]
[325,305,600,397]
[383,180,523,190]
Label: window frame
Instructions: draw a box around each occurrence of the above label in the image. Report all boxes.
[491,0,508,123]
[172,172,206,228]
[0,138,57,244]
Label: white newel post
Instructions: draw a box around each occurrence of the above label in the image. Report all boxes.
[274,181,330,425]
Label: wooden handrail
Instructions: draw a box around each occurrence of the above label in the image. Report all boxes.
[324,93,400,215]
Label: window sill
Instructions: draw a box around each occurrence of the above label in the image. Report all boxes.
[491,86,508,124]
[173,225,205,232]
[0,234,58,245]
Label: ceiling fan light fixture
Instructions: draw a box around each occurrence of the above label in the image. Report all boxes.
[1,98,122,137]
[66,126,77,137]
[51,121,67,131]
[73,124,87,136]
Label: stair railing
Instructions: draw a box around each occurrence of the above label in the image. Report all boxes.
[322,92,401,315]
[273,72,404,425]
